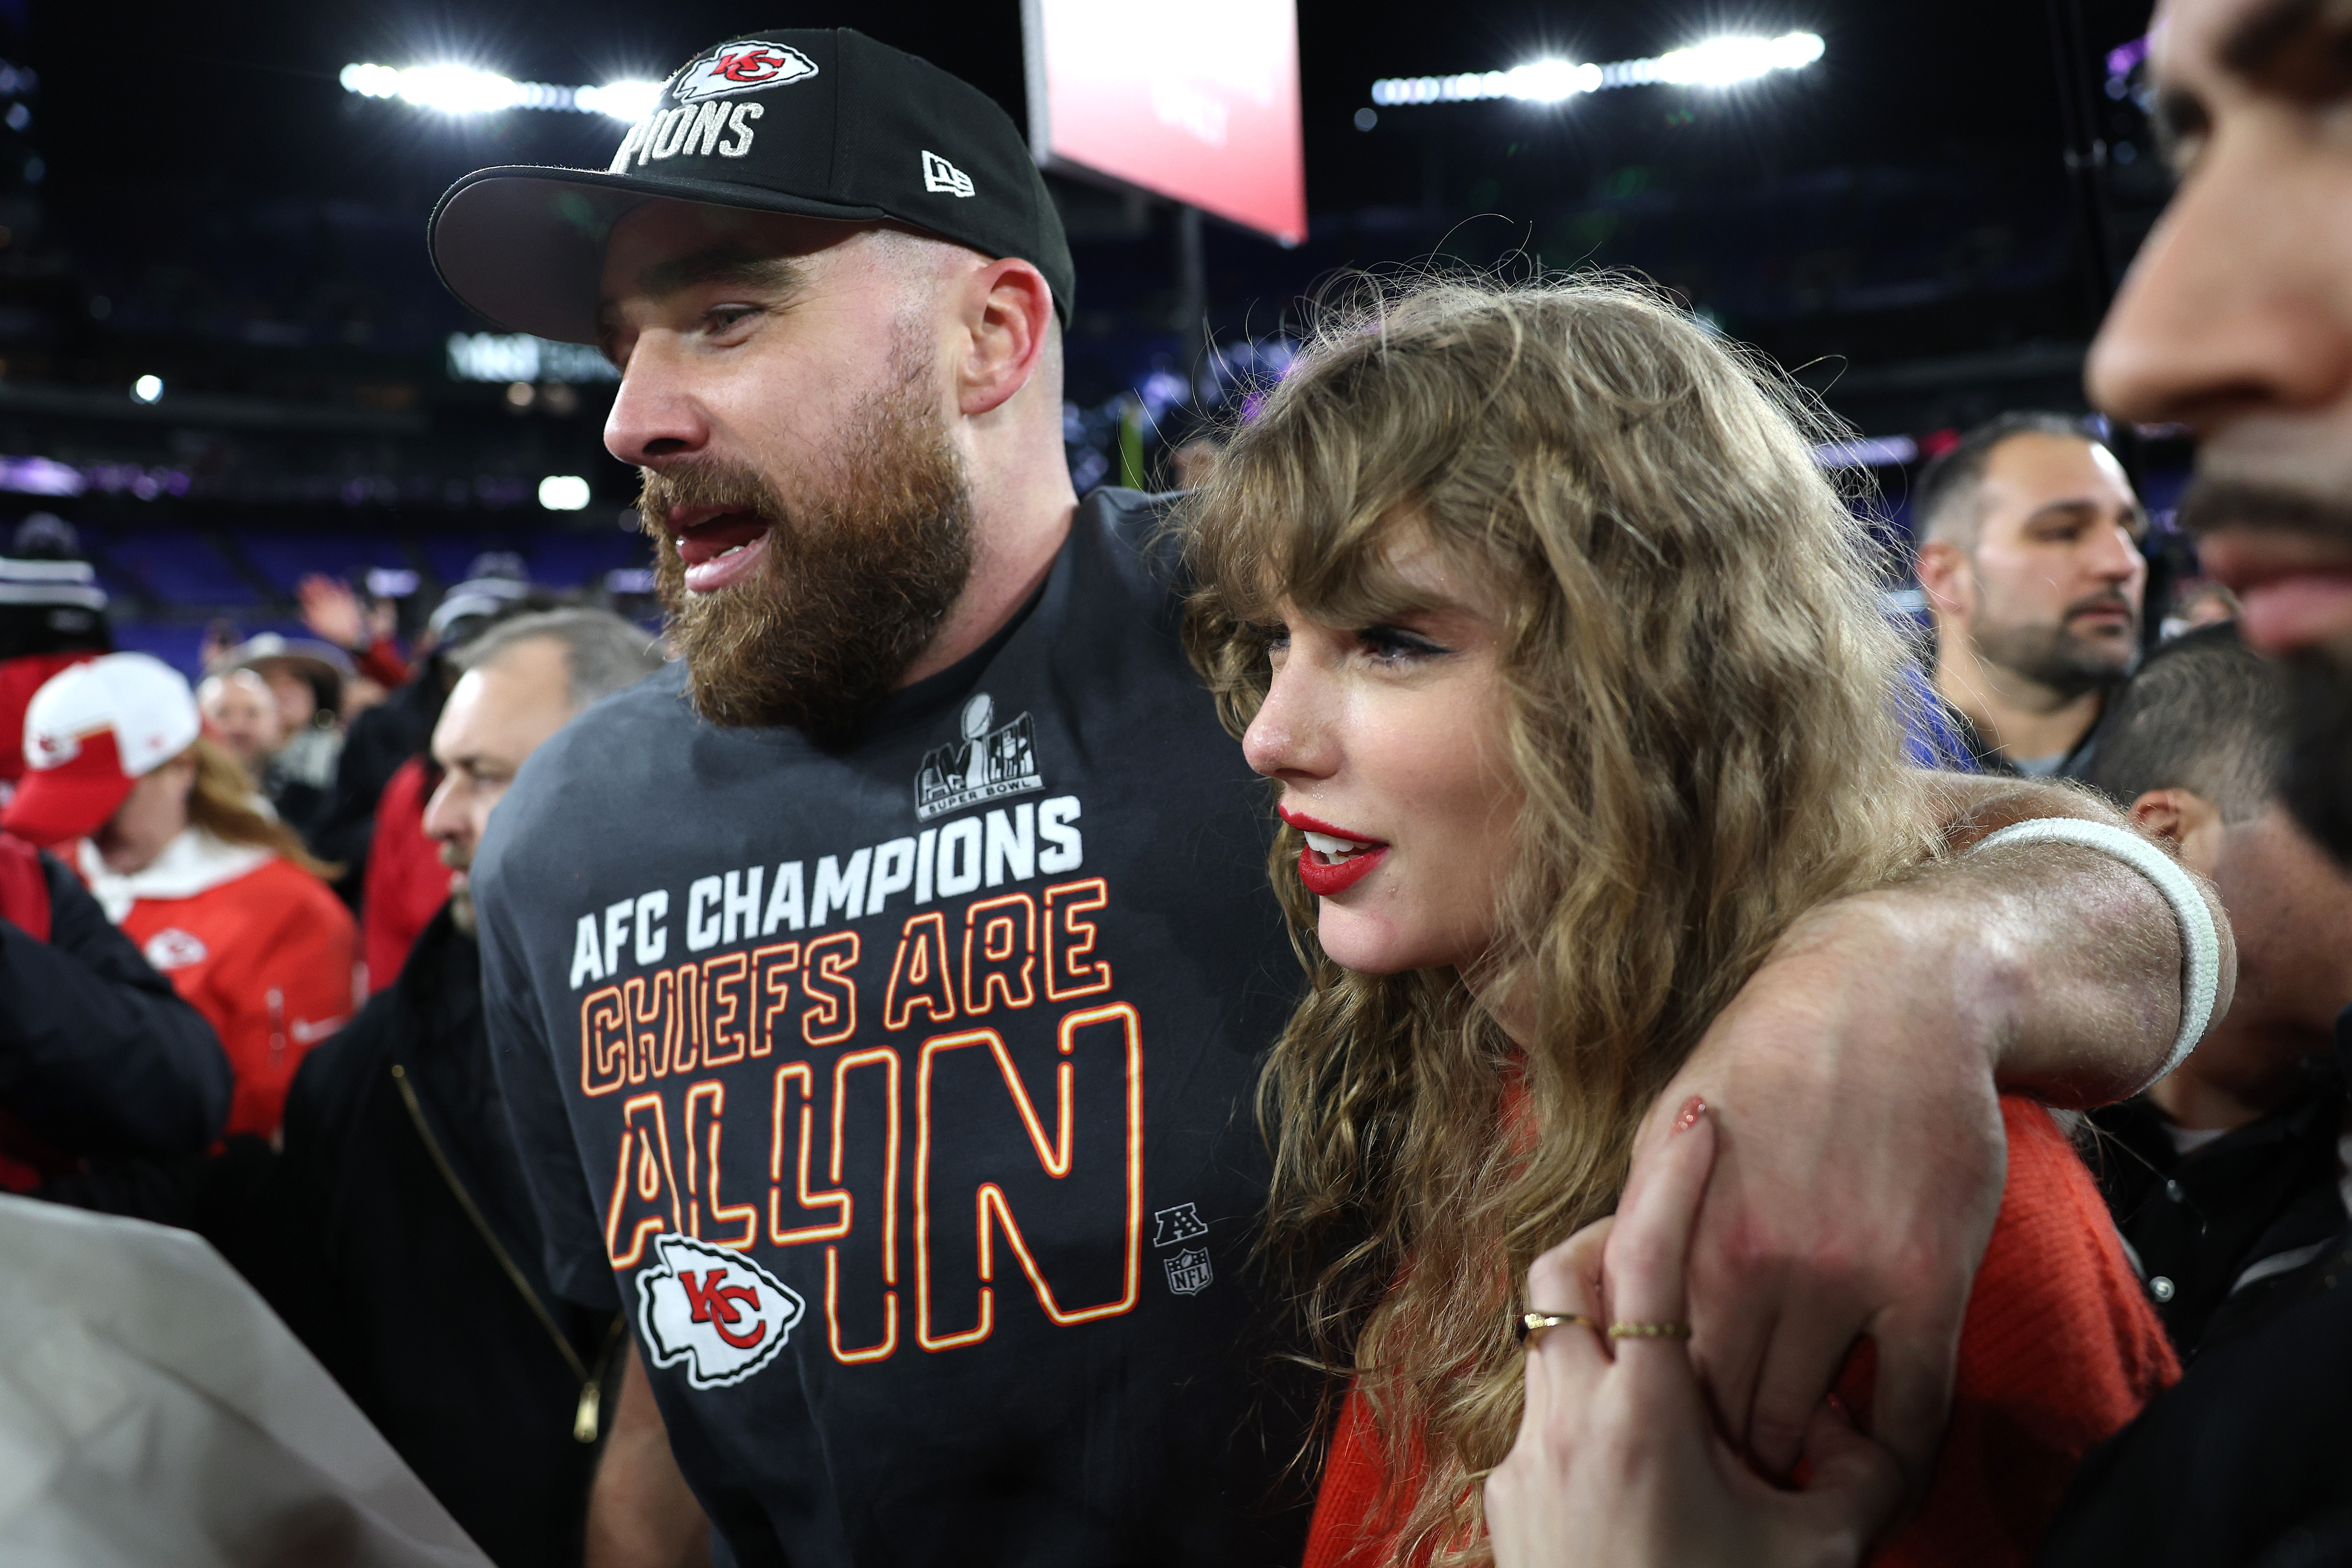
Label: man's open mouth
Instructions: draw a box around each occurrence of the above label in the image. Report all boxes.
[672,508,773,593]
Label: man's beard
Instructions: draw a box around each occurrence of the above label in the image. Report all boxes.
[642,368,974,747]
[1968,593,2139,700]
[2182,477,2352,865]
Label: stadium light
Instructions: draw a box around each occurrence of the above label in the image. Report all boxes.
[1371,31,1822,107]
[339,62,660,119]
[131,375,163,404]
[539,475,592,511]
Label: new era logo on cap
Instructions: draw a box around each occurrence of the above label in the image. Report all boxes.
[922,151,974,198]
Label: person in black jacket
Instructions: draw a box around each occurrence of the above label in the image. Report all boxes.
[2078,626,2352,1355]
[0,833,230,1188]
[251,609,665,1568]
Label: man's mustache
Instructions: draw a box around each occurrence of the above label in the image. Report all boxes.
[2064,591,2136,620]
[2177,475,2352,546]
[638,462,778,534]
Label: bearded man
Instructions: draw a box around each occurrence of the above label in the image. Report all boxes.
[1913,413,2150,778]
[433,29,2220,1566]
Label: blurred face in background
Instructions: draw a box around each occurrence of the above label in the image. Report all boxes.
[254,660,318,734]
[420,637,576,933]
[93,752,197,876]
[197,670,282,778]
[1926,434,2149,696]
[2088,0,2352,856]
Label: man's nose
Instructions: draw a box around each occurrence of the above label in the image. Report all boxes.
[2087,523,2145,587]
[420,773,468,845]
[604,335,711,467]
[2089,133,2352,430]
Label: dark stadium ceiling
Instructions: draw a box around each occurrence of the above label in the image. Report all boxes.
[40,0,2155,218]
[0,0,2174,506]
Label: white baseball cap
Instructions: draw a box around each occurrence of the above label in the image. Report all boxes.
[2,653,201,846]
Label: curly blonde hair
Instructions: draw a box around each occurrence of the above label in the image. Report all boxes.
[1181,275,1942,1563]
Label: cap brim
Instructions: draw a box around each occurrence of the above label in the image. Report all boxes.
[1,767,134,848]
[431,166,889,346]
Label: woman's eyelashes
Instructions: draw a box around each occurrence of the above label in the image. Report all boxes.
[1259,619,1454,670]
[1355,623,1453,663]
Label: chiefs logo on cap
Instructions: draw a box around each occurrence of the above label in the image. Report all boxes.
[671,40,819,103]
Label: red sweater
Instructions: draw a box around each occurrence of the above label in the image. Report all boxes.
[82,833,357,1140]
[1303,1095,2179,1568]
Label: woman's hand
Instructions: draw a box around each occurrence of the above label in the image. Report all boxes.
[1486,1105,1905,1568]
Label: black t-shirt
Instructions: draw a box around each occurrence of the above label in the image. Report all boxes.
[475,490,1315,1566]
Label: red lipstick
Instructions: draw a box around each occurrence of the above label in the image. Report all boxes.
[1279,804,1389,898]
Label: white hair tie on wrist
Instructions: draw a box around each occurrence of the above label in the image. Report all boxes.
[1973,818,2221,1079]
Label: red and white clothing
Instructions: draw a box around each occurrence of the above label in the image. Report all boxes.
[1304,1096,2181,1568]
[78,829,357,1141]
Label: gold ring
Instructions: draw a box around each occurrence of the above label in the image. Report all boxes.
[1607,1321,1693,1340]
[1517,1312,1601,1345]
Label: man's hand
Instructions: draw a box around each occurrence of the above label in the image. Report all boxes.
[1617,772,2233,1496]
[1489,1108,1902,1568]
[296,574,367,651]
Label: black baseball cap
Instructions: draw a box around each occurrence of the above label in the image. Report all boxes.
[429,28,1074,345]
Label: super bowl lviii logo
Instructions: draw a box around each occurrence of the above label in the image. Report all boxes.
[636,1234,806,1389]
[915,693,1043,821]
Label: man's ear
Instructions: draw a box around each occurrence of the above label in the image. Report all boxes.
[954,258,1054,419]
[1914,539,1974,623]
[2130,788,2223,874]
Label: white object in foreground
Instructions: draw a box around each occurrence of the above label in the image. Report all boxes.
[0,1194,491,1567]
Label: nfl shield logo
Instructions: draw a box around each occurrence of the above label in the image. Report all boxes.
[1164,1247,1214,1296]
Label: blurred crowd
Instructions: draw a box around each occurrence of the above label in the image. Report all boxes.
[0,517,664,1565]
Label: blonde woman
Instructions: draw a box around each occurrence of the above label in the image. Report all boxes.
[1183,279,2186,1566]
[5,653,356,1140]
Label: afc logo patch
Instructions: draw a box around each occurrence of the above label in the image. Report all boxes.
[1151,1203,1209,1248]
[1164,1247,1214,1296]
[671,40,819,102]
[635,1233,806,1389]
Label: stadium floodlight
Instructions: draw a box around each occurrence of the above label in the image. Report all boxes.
[131,375,163,404]
[339,63,662,118]
[575,80,664,120]
[1371,31,1822,107]
[539,475,592,511]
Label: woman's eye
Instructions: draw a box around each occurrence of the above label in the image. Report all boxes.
[1356,624,1449,662]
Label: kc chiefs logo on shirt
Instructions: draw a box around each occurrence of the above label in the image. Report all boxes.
[636,1232,806,1388]
[670,40,819,102]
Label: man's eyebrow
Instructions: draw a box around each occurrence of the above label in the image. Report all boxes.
[2216,0,2352,96]
[594,249,809,364]
[634,248,808,304]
